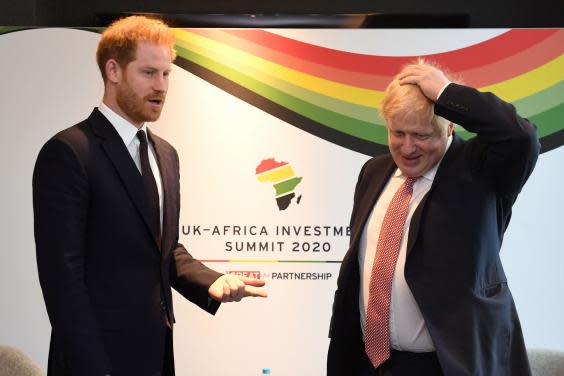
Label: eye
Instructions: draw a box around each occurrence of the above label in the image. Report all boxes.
[415,133,431,140]
[144,70,154,76]
[392,131,404,137]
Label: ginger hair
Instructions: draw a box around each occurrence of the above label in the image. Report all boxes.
[96,15,176,81]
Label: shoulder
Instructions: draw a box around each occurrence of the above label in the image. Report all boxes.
[53,119,91,144]
[148,130,179,159]
[359,154,393,177]
[40,119,93,161]
[34,119,94,184]
[149,130,176,150]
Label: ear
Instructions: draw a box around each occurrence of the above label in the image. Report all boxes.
[105,58,122,84]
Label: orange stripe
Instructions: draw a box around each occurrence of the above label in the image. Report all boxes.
[457,29,564,87]
[187,28,562,91]
[190,29,391,90]
[214,29,558,75]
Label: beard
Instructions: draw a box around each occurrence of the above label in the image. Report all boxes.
[115,80,165,124]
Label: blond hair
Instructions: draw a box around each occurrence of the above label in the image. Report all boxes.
[379,59,458,134]
[96,15,176,81]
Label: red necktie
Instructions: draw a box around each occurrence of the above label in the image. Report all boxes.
[365,176,417,368]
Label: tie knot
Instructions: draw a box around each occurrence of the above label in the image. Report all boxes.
[404,176,418,188]
[137,130,147,144]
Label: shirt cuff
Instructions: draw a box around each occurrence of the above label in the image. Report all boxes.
[436,82,451,101]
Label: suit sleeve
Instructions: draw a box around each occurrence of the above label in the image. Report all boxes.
[170,243,222,314]
[168,148,222,314]
[33,138,111,375]
[435,83,541,199]
[348,160,369,245]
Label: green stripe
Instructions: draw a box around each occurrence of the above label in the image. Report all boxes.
[177,46,389,143]
[257,73,379,124]
[0,27,26,35]
[273,177,303,196]
[530,102,564,138]
[176,45,564,145]
[174,37,380,124]
[450,103,564,141]
[512,81,564,118]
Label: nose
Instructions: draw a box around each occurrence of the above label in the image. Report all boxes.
[400,135,417,154]
[153,74,167,93]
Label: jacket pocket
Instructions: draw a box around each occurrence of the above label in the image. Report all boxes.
[481,281,507,298]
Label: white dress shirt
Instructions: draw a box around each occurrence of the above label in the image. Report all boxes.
[98,103,164,228]
[358,136,452,352]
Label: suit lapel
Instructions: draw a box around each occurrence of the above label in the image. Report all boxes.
[88,109,159,249]
[405,133,468,256]
[349,156,396,251]
[148,129,175,254]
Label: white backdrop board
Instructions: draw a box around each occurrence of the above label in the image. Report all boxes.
[0,27,562,375]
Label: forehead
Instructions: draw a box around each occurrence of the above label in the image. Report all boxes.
[132,41,172,65]
[387,115,436,134]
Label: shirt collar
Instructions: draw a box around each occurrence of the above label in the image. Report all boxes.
[98,102,148,146]
[394,134,453,182]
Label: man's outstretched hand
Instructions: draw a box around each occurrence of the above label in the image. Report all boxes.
[208,274,267,302]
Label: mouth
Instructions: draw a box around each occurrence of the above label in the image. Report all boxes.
[401,155,421,166]
[147,98,164,106]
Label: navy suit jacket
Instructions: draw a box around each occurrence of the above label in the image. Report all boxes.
[328,84,540,376]
[33,109,222,376]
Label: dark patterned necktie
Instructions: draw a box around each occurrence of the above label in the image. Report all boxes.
[137,130,161,247]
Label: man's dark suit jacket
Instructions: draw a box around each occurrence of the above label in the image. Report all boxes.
[33,109,222,376]
[328,84,540,376]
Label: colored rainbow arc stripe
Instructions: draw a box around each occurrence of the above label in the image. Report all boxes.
[172,28,564,155]
[2,27,561,154]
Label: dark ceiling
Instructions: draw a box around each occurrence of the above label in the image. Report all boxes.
[2,0,562,27]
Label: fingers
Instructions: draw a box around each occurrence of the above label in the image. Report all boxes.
[226,276,245,302]
[221,275,267,302]
[398,64,432,84]
[244,285,268,298]
[223,279,231,299]
[397,64,424,81]
[238,276,266,287]
[396,63,450,101]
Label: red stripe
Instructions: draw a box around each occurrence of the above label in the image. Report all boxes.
[222,29,558,75]
[457,30,564,87]
[255,158,288,174]
[190,29,391,90]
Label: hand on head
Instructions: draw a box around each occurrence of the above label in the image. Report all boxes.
[397,63,451,102]
[208,274,268,302]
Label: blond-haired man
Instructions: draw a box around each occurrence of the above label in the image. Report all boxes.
[328,61,539,375]
[33,16,266,376]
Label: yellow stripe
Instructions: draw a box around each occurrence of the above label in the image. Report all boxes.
[479,55,564,102]
[174,30,563,107]
[176,32,378,120]
[256,165,295,182]
[174,30,383,107]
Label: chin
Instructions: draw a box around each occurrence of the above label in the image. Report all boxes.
[143,113,161,123]
[400,166,422,177]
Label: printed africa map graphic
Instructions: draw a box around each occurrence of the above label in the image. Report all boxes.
[255,158,303,210]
